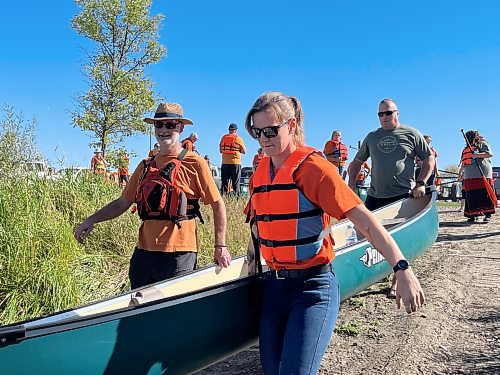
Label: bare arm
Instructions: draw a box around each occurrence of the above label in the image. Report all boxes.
[346,204,425,313]
[412,154,435,198]
[471,151,493,159]
[347,158,363,190]
[74,195,133,243]
[211,198,231,267]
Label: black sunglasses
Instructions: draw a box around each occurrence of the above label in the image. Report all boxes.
[154,120,181,129]
[377,110,398,118]
[249,121,288,139]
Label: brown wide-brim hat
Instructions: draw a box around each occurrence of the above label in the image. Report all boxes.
[143,102,193,125]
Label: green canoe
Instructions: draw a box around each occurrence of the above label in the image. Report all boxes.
[0,192,438,374]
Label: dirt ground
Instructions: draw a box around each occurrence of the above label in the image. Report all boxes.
[198,207,500,374]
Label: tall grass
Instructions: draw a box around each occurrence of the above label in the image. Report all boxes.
[0,175,249,325]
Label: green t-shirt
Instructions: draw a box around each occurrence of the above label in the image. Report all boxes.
[355,125,431,198]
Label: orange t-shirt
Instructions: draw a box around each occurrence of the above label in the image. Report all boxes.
[247,152,362,269]
[118,156,129,176]
[122,151,221,252]
[182,139,195,152]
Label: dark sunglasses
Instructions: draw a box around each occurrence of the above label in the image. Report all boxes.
[154,120,181,129]
[377,110,398,118]
[249,121,288,139]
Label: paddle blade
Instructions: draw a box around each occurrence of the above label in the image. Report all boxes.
[483,176,498,206]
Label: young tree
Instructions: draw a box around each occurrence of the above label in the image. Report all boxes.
[71,0,166,157]
[0,105,43,179]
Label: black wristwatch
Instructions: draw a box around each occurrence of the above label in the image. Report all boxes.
[393,259,409,273]
[416,180,426,187]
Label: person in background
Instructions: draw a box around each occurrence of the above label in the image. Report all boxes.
[457,130,495,223]
[91,150,108,174]
[148,143,160,157]
[204,154,212,168]
[219,123,246,195]
[181,132,198,153]
[204,154,218,178]
[323,130,348,175]
[244,91,425,375]
[252,147,265,171]
[415,135,439,185]
[118,152,130,186]
[75,102,231,289]
[348,98,434,298]
[345,160,371,185]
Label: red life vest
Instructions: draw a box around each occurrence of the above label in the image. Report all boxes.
[461,145,475,166]
[220,134,240,155]
[135,149,203,227]
[325,140,348,166]
[250,146,332,266]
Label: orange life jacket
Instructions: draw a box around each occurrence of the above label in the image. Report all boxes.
[325,140,348,166]
[461,145,475,166]
[249,146,332,266]
[181,138,195,151]
[220,134,240,155]
[253,154,264,169]
[135,150,203,227]
[355,162,370,181]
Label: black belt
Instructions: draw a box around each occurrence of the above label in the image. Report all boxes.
[271,263,332,280]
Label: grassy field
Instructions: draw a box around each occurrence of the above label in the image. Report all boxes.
[0,175,249,325]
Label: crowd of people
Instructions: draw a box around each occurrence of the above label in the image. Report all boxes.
[75,96,494,375]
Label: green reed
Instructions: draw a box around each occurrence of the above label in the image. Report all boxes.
[0,176,249,325]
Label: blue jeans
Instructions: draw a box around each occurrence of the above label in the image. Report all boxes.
[259,267,340,375]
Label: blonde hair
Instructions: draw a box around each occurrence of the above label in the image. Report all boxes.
[245,91,305,147]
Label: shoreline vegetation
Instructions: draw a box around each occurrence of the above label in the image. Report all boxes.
[0,175,249,325]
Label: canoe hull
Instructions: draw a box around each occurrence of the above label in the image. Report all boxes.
[0,277,263,375]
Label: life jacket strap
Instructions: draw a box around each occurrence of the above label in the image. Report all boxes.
[252,183,297,194]
[255,208,323,222]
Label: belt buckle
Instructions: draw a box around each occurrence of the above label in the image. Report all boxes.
[275,269,285,280]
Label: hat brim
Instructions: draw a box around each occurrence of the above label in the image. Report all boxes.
[144,117,193,125]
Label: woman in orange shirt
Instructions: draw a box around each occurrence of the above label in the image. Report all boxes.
[245,91,425,374]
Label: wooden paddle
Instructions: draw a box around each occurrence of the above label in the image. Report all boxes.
[460,129,498,206]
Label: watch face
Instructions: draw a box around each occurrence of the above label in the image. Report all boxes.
[398,260,409,270]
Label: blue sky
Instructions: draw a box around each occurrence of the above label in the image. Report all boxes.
[1,1,499,172]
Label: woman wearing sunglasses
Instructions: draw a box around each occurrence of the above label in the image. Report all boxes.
[75,102,231,289]
[244,92,425,374]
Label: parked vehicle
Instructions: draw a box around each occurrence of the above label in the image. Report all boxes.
[240,167,253,195]
[21,161,50,179]
[493,166,500,198]
[55,167,92,181]
[209,165,221,190]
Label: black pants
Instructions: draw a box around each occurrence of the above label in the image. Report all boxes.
[365,193,411,211]
[221,164,241,194]
[128,248,197,289]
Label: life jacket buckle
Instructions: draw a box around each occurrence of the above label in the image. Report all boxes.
[275,269,286,280]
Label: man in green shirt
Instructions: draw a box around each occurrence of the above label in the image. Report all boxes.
[349,98,434,211]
